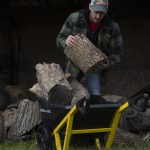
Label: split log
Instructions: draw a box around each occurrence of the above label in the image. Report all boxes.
[102,94,128,104]
[124,108,150,132]
[64,34,108,74]
[114,128,138,145]
[7,99,42,140]
[35,63,72,100]
[48,84,73,105]
[29,83,47,99]
[2,103,18,130]
[40,76,88,106]
[68,77,89,106]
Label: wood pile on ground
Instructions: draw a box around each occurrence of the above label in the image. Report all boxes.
[0,63,89,141]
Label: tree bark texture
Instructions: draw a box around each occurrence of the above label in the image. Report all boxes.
[48,84,73,105]
[2,104,18,130]
[64,34,108,74]
[35,63,72,100]
[68,77,89,106]
[7,99,42,140]
[103,94,128,104]
[123,108,150,132]
[114,128,138,145]
[29,83,48,100]
[30,63,89,106]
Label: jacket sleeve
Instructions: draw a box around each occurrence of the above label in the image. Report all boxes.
[108,22,124,67]
[56,14,73,49]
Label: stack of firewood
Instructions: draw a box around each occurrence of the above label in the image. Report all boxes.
[0,63,89,141]
[0,62,150,145]
[29,63,89,105]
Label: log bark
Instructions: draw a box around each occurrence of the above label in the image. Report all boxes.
[35,63,72,100]
[64,34,108,74]
[124,108,150,132]
[44,76,88,106]
[2,103,18,130]
[29,63,72,101]
[114,128,138,145]
[29,83,48,100]
[7,99,42,140]
[102,94,128,104]
[68,77,89,106]
[48,85,73,105]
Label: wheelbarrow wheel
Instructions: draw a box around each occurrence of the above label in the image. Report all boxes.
[36,123,53,150]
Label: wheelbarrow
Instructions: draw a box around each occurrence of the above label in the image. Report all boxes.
[36,96,128,150]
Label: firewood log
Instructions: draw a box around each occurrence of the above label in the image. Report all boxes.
[68,77,89,106]
[48,85,73,105]
[35,63,72,100]
[29,83,48,100]
[64,34,108,74]
[2,104,18,130]
[7,99,42,140]
[124,108,150,132]
[29,63,72,101]
[115,128,138,145]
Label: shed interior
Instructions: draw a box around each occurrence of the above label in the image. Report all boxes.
[0,0,150,97]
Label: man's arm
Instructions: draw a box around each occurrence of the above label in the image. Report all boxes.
[108,22,124,67]
[56,14,73,49]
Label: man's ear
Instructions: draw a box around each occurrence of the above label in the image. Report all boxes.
[89,4,92,11]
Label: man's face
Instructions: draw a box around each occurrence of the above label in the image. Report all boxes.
[89,5,105,24]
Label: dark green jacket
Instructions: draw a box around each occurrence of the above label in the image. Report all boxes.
[56,10,124,76]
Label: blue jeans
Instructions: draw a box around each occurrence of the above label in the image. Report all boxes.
[87,72,102,96]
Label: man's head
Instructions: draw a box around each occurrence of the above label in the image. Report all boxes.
[89,0,109,23]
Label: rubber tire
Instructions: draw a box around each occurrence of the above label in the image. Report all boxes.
[36,123,53,150]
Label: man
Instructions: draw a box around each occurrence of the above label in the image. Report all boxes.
[56,0,123,98]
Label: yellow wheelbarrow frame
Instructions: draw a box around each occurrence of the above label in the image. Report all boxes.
[52,102,128,150]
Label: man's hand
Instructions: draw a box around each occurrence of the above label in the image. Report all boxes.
[64,73,72,80]
[93,61,110,72]
[65,35,76,47]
